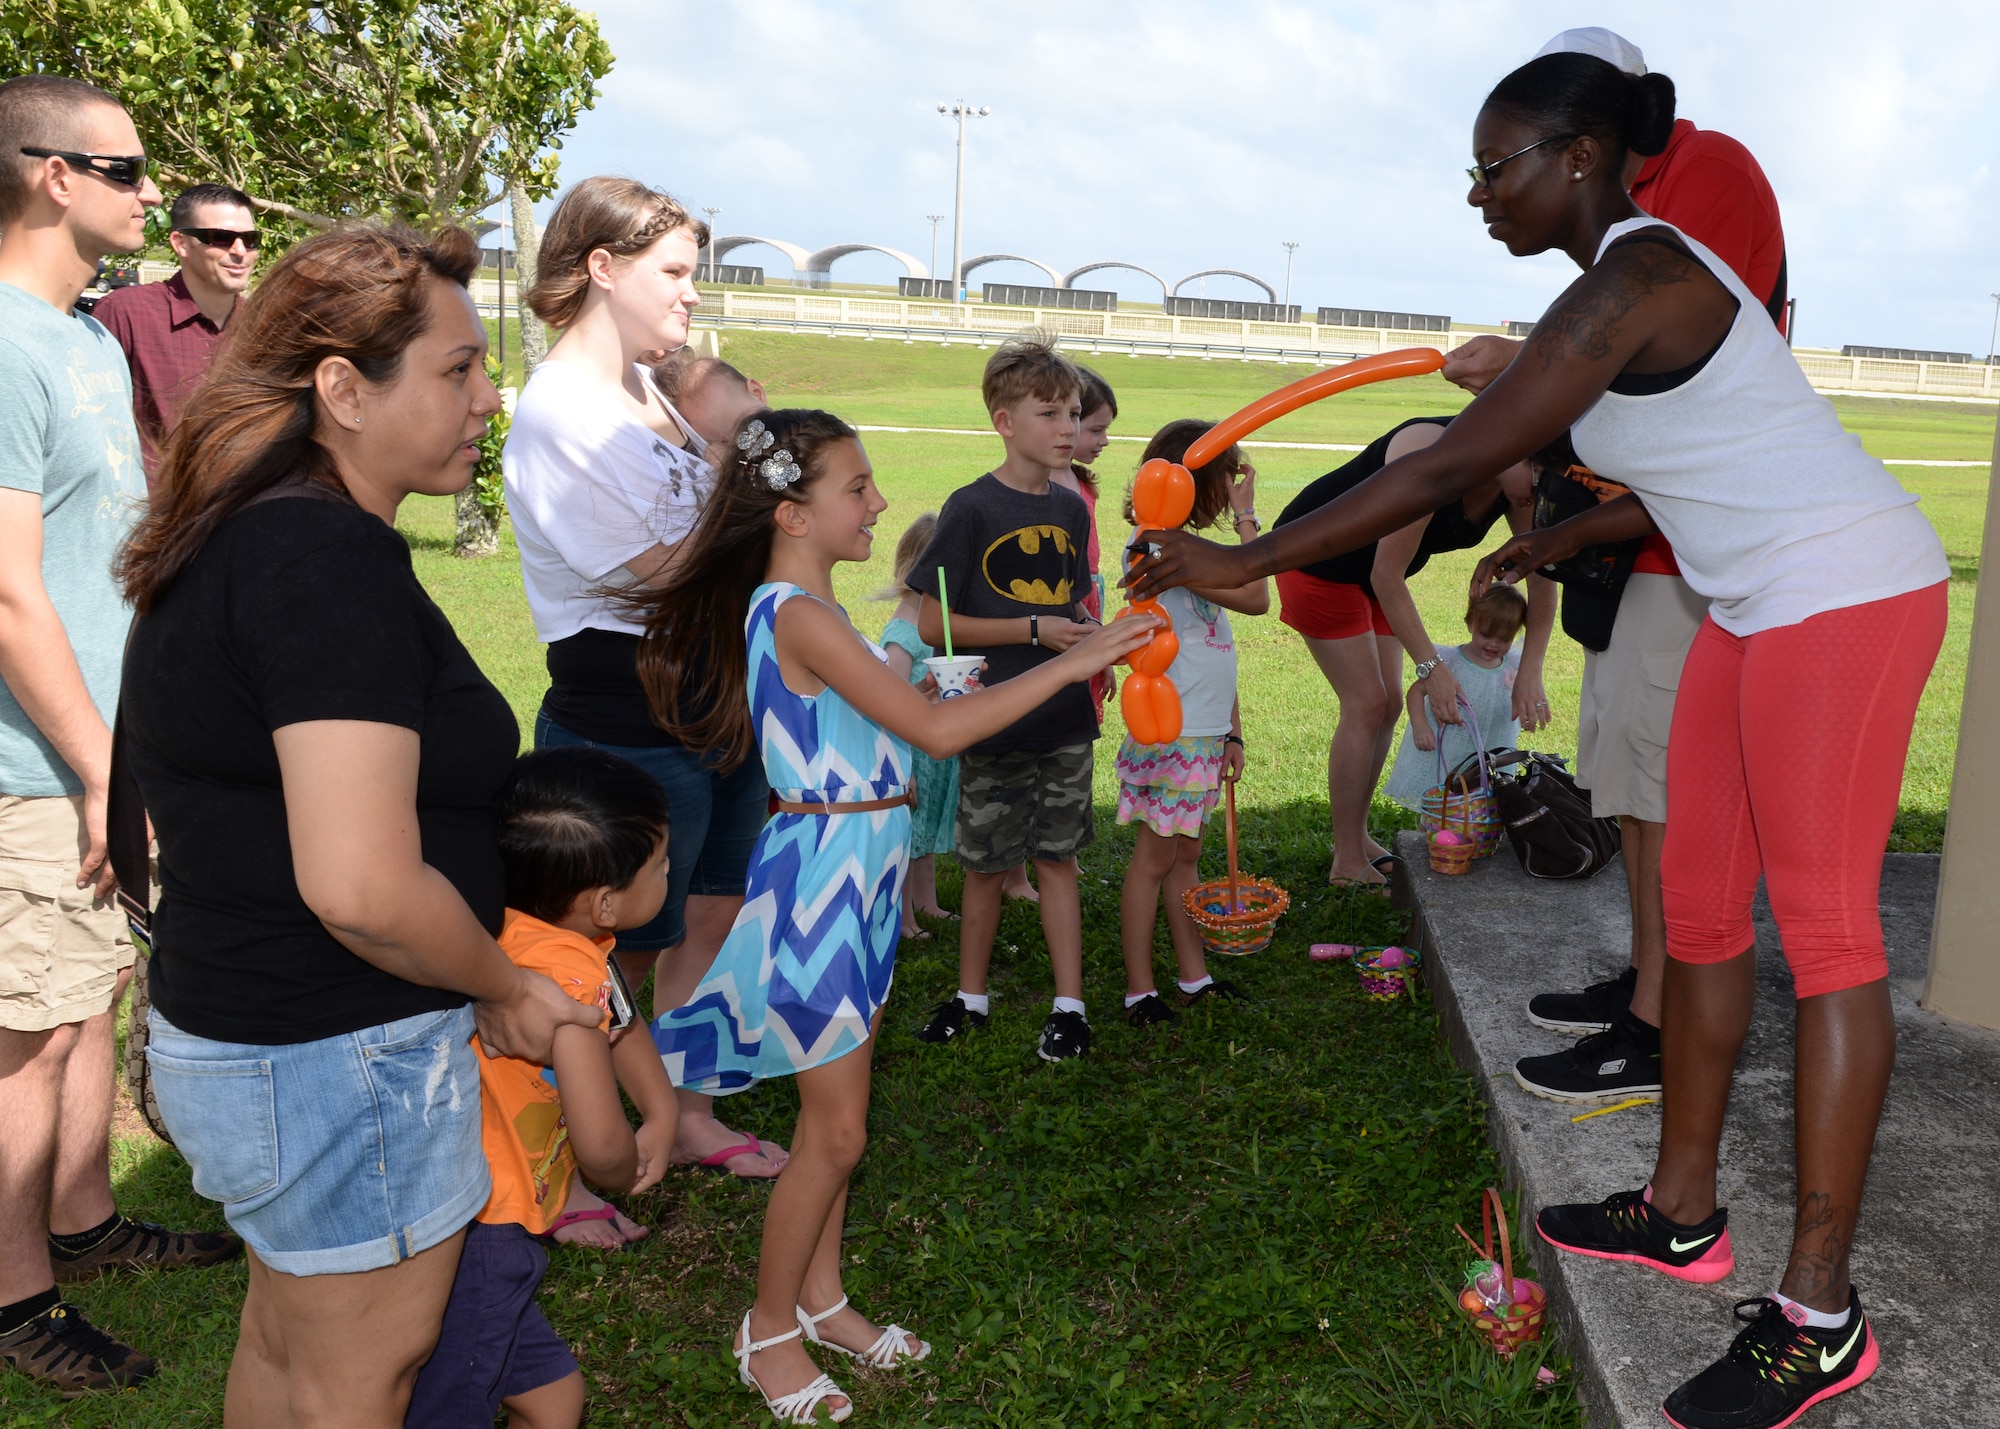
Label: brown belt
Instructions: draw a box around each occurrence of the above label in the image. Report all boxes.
[775,790,916,816]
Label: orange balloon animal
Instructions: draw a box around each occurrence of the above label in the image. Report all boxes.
[1182,348,1446,469]
[1120,673,1184,748]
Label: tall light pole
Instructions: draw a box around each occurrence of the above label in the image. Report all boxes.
[926,214,945,292]
[1281,241,1300,311]
[937,102,989,302]
[1988,292,2000,366]
[702,206,721,280]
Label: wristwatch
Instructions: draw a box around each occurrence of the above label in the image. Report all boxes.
[1232,509,1260,531]
[1029,614,1040,647]
[1413,657,1442,681]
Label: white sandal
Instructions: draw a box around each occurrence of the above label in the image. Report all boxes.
[734,1311,852,1424]
[796,1295,932,1369]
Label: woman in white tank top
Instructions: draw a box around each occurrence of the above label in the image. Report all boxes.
[1133,51,1945,1427]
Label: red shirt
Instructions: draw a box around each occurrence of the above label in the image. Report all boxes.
[91,272,237,488]
[1625,119,1787,576]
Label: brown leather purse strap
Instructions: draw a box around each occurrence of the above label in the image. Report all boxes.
[775,790,916,816]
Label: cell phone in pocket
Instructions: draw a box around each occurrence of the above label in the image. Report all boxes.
[604,955,637,1033]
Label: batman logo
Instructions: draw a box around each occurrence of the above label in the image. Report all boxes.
[981,524,1077,606]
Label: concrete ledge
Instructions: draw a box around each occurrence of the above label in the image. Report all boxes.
[1393,830,1998,1429]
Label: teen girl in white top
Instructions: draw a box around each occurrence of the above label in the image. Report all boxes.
[503,176,788,1190]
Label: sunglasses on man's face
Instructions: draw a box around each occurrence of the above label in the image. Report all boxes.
[19,147,150,188]
[1465,134,1580,189]
[176,226,261,251]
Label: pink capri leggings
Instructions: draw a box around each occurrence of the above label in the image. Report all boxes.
[1660,582,1947,998]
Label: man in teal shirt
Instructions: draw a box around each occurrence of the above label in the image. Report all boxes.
[0,74,237,1400]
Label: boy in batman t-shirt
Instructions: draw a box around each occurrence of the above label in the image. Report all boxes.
[908,336,1100,1063]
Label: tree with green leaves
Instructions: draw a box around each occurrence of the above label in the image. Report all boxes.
[3,0,607,554]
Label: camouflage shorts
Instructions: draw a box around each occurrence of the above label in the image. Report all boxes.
[955,744,1096,873]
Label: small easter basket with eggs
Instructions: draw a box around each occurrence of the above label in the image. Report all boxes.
[1454,1187,1549,1356]
[1419,699,1503,870]
[1182,777,1290,957]
[1354,944,1422,999]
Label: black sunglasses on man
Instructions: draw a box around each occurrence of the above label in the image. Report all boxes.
[176,226,261,251]
[18,147,151,188]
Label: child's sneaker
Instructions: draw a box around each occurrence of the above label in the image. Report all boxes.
[1661,1290,1878,1429]
[914,996,987,1045]
[1124,993,1177,1028]
[1037,1009,1091,1061]
[1180,978,1248,1006]
[1537,1187,1735,1283]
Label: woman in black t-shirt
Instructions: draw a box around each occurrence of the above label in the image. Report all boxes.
[117,225,598,1426]
[1270,417,1551,885]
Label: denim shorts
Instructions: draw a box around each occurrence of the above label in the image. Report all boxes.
[145,1005,489,1276]
[534,709,770,951]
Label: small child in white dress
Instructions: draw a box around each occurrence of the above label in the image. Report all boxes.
[1384,586,1528,810]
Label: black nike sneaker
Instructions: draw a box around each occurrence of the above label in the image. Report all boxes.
[914,996,988,1044]
[1537,1187,1734,1284]
[1179,978,1248,1007]
[1513,1020,1663,1103]
[1662,1290,1878,1429]
[1037,1009,1091,1062]
[1124,993,1178,1027]
[1526,965,1636,1033]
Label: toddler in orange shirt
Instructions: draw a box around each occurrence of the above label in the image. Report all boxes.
[407,746,679,1429]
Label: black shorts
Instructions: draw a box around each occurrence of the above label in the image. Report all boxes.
[405,1221,577,1425]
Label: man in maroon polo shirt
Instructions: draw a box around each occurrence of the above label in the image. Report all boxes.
[90,182,254,487]
[1444,27,1789,1106]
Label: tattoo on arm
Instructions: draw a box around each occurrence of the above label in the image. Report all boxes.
[1532,243,1696,371]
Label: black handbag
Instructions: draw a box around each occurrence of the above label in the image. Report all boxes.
[108,695,174,1145]
[1532,437,1643,654]
[1485,749,1621,880]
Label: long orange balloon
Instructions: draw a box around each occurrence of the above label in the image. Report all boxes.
[1182,347,1446,469]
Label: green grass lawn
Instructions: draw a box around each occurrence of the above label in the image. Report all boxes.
[25,332,1988,1426]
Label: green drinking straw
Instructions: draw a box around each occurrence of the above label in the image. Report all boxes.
[937,567,955,657]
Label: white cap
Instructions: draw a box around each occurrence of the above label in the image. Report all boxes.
[1536,27,1646,76]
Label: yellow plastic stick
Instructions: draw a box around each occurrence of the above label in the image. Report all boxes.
[1570,1096,1661,1123]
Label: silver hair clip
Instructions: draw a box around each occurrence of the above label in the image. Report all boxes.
[760,449,803,490]
[736,420,776,457]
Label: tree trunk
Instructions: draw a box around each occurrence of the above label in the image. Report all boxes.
[453,487,499,558]
[509,178,548,372]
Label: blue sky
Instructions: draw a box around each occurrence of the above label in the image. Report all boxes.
[526,0,2000,355]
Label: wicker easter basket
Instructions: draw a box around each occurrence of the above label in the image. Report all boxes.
[1354,944,1422,1000]
[1183,778,1290,957]
[1427,787,1479,876]
[1455,1187,1548,1356]
[1418,700,1504,861]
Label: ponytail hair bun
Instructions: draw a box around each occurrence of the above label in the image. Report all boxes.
[1625,72,1677,156]
[1483,52,1678,167]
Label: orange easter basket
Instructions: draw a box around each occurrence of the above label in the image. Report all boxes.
[1183,779,1290,957]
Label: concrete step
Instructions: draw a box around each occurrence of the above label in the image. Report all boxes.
[1393,830,1997,1429]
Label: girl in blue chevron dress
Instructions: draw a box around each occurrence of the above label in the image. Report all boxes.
[628,409,1155,1425]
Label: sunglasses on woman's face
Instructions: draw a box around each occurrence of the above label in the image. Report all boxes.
[1465,134,1579,189]
[18,147,150,187]
[177,226,261,251]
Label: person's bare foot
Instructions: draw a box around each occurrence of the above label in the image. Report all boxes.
[670,1116,790,1179]
[1328,856,1389,888]
[550,1179,647,1248]
[912,902,958,921]
[1001,866,1039,902]
[739,1310,850,1418]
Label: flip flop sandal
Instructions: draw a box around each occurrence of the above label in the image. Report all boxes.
[698,1136,779,1177]
[539,1205,619,1245]
[1370,854,1404,876]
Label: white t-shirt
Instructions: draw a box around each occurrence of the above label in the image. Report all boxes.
[1158,584,1237,737]
[503,360,711,642]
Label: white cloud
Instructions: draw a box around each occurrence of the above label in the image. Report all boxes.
[538,0,2000,353]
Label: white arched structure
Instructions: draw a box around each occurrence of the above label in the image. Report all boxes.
[710,235,813,275]
[804,243,929,281]
[1171,268,1278,301]
[960,253,1063,288]
[1062,261,1169,301]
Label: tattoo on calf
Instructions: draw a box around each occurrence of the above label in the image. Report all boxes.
[1532,243,1696,371]
[1784,1191,1853,1306]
